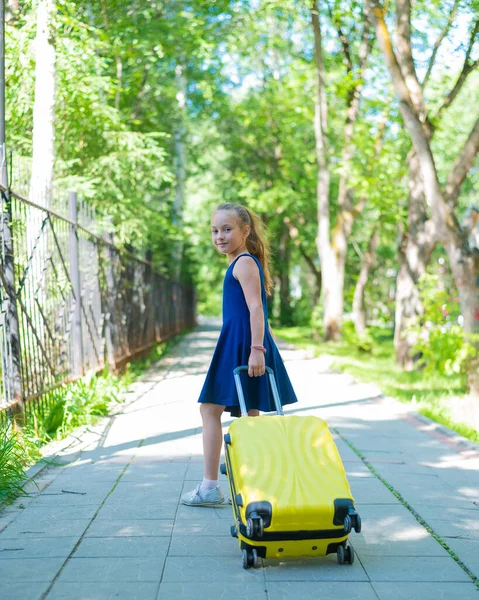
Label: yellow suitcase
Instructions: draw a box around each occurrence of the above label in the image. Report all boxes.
[221,366,361,569]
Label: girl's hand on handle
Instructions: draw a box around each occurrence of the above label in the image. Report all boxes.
[248,348,265,377]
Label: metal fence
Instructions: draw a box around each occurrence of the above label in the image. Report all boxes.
[0,184,196,425]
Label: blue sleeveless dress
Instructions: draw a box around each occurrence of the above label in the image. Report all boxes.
[198,253,298,417]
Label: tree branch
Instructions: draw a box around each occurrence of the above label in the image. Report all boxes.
[284,216,322,279]
[326,1,353,74]
[367,0,449,234]
[444,116,479,210]
[337,9,372,211]
[422,0,460,88]
[435,19,479,120]
[130,63,151,121]
[395,0,427,121]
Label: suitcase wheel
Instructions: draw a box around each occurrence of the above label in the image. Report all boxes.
[246,516,264,538]
[344,514,352,534]
[337,544,354,565]
[231,524,238,538]
[220,463,227,476]
[354,514,361,533]
[242,548,259,569]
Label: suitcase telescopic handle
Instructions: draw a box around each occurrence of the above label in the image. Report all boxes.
[233,366,284,417]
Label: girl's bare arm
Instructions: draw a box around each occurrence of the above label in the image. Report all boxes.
[233,256,265,378]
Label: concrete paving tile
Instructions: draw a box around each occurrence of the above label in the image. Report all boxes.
[157,581,267,600]
[57,556,165,582]
[168,534,239,557]
[362,555,472,582]
[213,504,236,520]
[180,479,201,494]
[354,503,421,521]
[185,461,208,480]
[0,519,91,539]
[96,503,177,520]
[0,581,50,600]
[172,517,232,537]
[349,478,398,504]
[380,473,457,496]
[439,538,479,577]
[400,488,478,509]
[262,556,368,581]
[175,504,224,521]
[3,504,99,521]
[85,519,174,537]
[344,463,375,479]
[75,536,170,558]
[0,536,78,558]
[122,461,189,481]
[114,480,186,493]
[266,582,379,600]
[43,479,117,494]
[28,492,107,506]
[161,556,264,583]
[352,531,448,557]
[399,504,479,522]
[101,494,179,511]
[0,557,65,582]
[0,517,13,534]
[60,459,129,474]
[424,517,479,540]
[372,582,479,600]
[48,581,160,600]
[369,461,439,475]
[105,481,182,505]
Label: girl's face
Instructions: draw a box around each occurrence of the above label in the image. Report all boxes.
[211,210,250,260]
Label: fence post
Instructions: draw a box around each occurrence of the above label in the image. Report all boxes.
[103,229,117,371]
[1,188,24,423]
[68,191,83,377]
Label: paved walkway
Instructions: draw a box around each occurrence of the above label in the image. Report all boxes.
[1,320,479,600]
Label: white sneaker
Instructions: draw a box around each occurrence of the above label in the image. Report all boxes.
[181,484,225,507]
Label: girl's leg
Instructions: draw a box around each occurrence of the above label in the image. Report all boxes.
[200,403,225,479]
[181,403,225,506]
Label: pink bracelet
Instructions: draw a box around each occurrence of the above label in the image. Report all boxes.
[251,345,267,354]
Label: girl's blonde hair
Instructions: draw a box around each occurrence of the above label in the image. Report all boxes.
[215,202,273,295]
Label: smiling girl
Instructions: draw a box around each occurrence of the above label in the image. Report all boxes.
[181,203,298,507]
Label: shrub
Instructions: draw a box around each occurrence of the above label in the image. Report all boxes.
[412,274,478,377]
[342,320,374,353]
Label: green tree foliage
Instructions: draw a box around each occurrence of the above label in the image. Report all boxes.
[5,0,478,344]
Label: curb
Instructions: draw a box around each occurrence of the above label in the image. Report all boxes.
[408,410,479,453]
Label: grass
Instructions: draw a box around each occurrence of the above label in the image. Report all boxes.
[274,325,478,444]
[0,425,30,504]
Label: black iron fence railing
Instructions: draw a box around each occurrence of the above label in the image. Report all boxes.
[0,186,196,425]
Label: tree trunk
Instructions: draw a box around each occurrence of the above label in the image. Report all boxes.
[312,1,338,340]
[29,0,55,210]
[312,2,370,340]
[284,215,322,307]
[278,223,292,325]
[394,152,436,367]
[353,228,379,336]
[26,0,56,364]
[172,62,187,280]
[369,0,479,391]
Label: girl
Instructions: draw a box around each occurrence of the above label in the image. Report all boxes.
[181,203,298,507]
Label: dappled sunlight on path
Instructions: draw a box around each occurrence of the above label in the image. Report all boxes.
[1,319,479,600]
